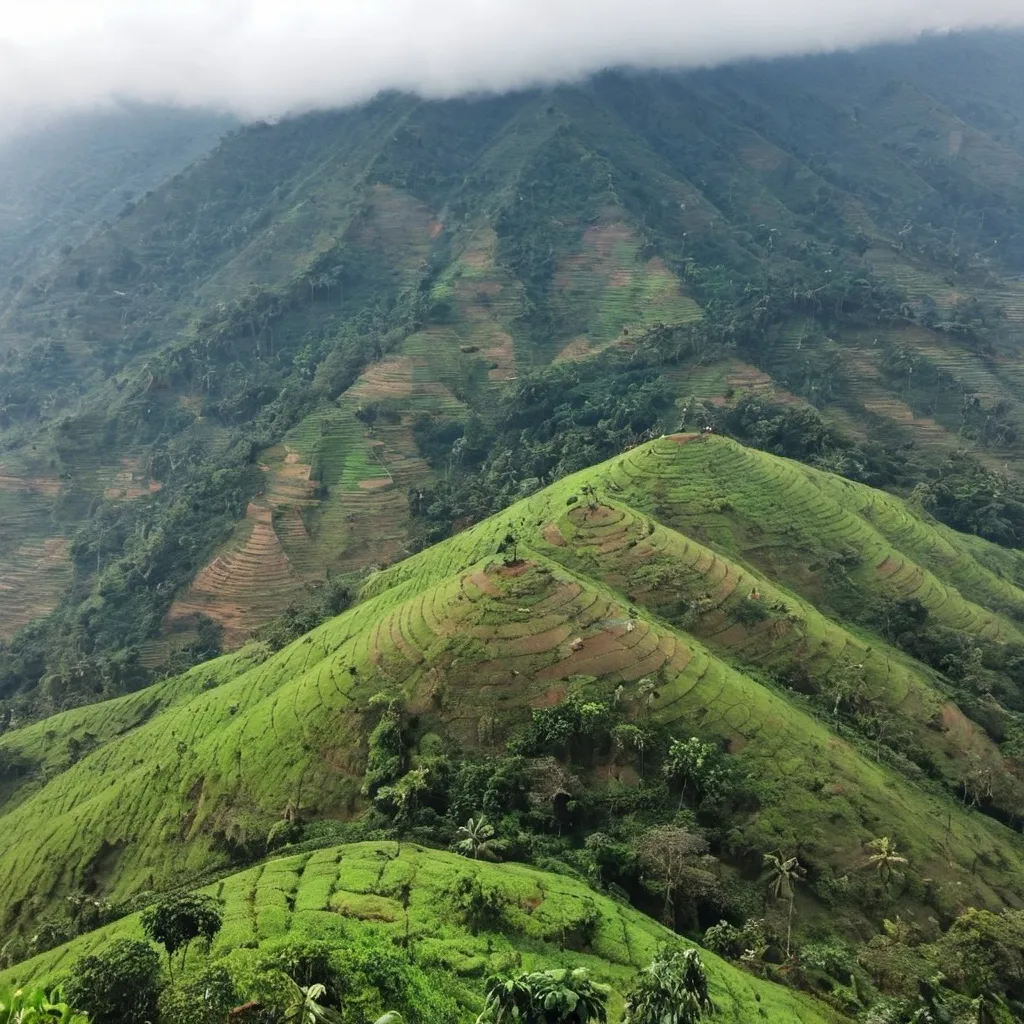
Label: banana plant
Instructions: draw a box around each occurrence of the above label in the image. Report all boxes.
[0,984,90,1023]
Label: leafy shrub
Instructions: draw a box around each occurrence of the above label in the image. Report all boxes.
[623,948,713,1024]
[702,920,743,958]
[447,875,510,935]
[266,818,303,851]
[661,737,736,808]
[509,696,614,760]
[479,967,608,1024]
[159,964,237,1024]
[0,984,89,1023]
[65,938,161,1024]
[362,699,406,797]
[798,940,856,982]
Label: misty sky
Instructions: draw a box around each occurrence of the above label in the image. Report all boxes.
[3,0,1024,126]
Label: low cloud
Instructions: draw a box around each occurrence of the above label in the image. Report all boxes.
[3,0,1024,127]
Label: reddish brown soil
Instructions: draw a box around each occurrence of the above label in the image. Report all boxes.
[876,556,901,578]
[541,523,566,547]
[0,475,63,497]
[481,330,516,381]
[532,684,568,708]
[466,570,501,597]
[495,560,532,577]
[498,624,573,657]
[553,337,595,363]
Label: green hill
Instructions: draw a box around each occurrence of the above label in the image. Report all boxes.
[3,842,845,1023]
[4,436,1024,969]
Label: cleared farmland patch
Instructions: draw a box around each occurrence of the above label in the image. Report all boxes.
[0,487,72,639]
[552,219,702,352]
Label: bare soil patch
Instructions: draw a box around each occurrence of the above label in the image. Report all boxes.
[466,570,501,597]
[532,684,568,708]
[541,523,566,547]
[0,475,63,497]
[496,560,533,578]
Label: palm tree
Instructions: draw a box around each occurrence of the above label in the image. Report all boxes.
[863,836,908,888]
[624,948,714,1024]
[455,816,496,860]
[762,851,805,957]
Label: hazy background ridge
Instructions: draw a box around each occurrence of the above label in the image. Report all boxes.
[3,0,1024,129]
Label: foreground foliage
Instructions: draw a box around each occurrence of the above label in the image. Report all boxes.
[0,984,89,1023]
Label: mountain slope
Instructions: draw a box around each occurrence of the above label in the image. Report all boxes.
[9,33,1024,719]
[3,842,847,1024]
[3,437,1024,950]
[0,104,233,299]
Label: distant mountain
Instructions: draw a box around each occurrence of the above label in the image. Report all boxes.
[6,33,1024,723]
[0,103,235,300]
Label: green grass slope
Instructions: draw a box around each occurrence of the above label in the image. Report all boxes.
[2,842,845,1024]
[4,438,1024,938]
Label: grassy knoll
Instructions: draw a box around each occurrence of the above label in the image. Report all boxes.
[2,842,846,1024]
[4,439,1024,939]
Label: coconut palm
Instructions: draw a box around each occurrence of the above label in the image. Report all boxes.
[762,851,806,957]
[863,836,908,887]
[455,816,496,860]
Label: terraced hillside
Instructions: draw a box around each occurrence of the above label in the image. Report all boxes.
[14,32,1024,720]
[4,843,845,1024]
[5,437,1024,967]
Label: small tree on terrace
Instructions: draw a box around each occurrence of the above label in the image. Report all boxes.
[623,948,715,1024]
[662,737,731,808]
[762,852,805,957]
[141,891,222,976]
[65,938,161,1024]
[636,826,712,927]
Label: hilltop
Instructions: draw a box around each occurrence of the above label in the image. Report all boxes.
[4,435,1024,994]
[11,33,1024,717]
[3,842,847,1023]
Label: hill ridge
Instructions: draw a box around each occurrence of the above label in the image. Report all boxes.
[4,436,1024,943]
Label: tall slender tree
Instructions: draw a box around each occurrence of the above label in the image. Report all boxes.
[763,852,805,957]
